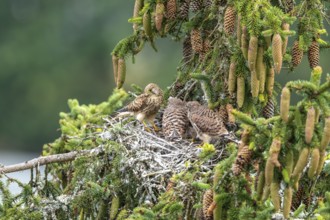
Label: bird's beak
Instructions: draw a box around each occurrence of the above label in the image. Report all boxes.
[152,88,160,95]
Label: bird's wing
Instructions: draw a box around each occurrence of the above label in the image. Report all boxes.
[142,95,162,116]
[188,108,226,136]
[187,110,202,135]
[125,93,149,112]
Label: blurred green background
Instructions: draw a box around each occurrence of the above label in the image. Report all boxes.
[0,0,181,152]
[0,1,329,153]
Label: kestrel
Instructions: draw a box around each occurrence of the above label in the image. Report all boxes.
[186,101,228,143]
[118,83,163,129]
[162,97,189,140]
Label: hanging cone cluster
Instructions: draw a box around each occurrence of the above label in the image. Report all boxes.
[190,29,203,53]
[308,40,319,69]
[166,0,177,20]
[291,40,303,67]
[190,0,203,12]
[178,0,190,19]
[202,189,214,220]
[183,36,193,62]
[262,98,274,119]
[232,145,252,176]
[224,6,236,35]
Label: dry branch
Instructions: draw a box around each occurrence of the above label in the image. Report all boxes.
[0,147,104,174]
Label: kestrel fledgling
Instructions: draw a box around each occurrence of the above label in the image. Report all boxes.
[119,83,163,128]
[186,101,228,143]
[162,97,189,140]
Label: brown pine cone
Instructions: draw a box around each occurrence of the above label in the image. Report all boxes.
[190,0,203,13]
[190,28,203,53]
[308,40,319,69]
[218,105,228,124]
[166,0,177,20]
[155,3,165,32]
[224,6,236,35]
[178,0,190,19]
[291,40,303,67]
[284,0,294,13]
[232,145,252,176]
[203,189,214,220]
[203,0,213,8]
[291,183,304,210]
[262,98,274,119]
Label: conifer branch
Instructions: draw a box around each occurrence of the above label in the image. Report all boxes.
[0,147,105,174]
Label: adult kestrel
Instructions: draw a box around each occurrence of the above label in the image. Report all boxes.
[186,101,228,143]
[119,83,163,129]
[162,97,189,140]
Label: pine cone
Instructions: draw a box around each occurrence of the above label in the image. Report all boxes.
[303,195,311,209]
[237,15,241,46]
[224,6,236,35]
[262,98,274,119]
[218,105,228,124]
[173,81,185,99]
[203,189,214,220]
[155,3,165,32]
[203,0,213,8]
[166,0,177,20]
[190,0,203,13]
[232,145,252,176]
[190,29,203,53]
[284,0,294,13]
[133,0,143,31]
[291,183,304,210]
[183,36,193,62]
[272,33,283,74]
[308,40,319,69]
[241,26,248,59]
[117,58,126,89]
[291,40,303,67]
[282,23,290,54]
[178,0,190,19]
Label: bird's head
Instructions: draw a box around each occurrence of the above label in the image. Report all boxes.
[145,83,163,96]
[168,97,184,106]
[186,101,200,110]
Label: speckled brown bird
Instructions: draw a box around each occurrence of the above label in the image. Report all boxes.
[162,97,189,140]
[118,83,163,129]
[186,101,228,143]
